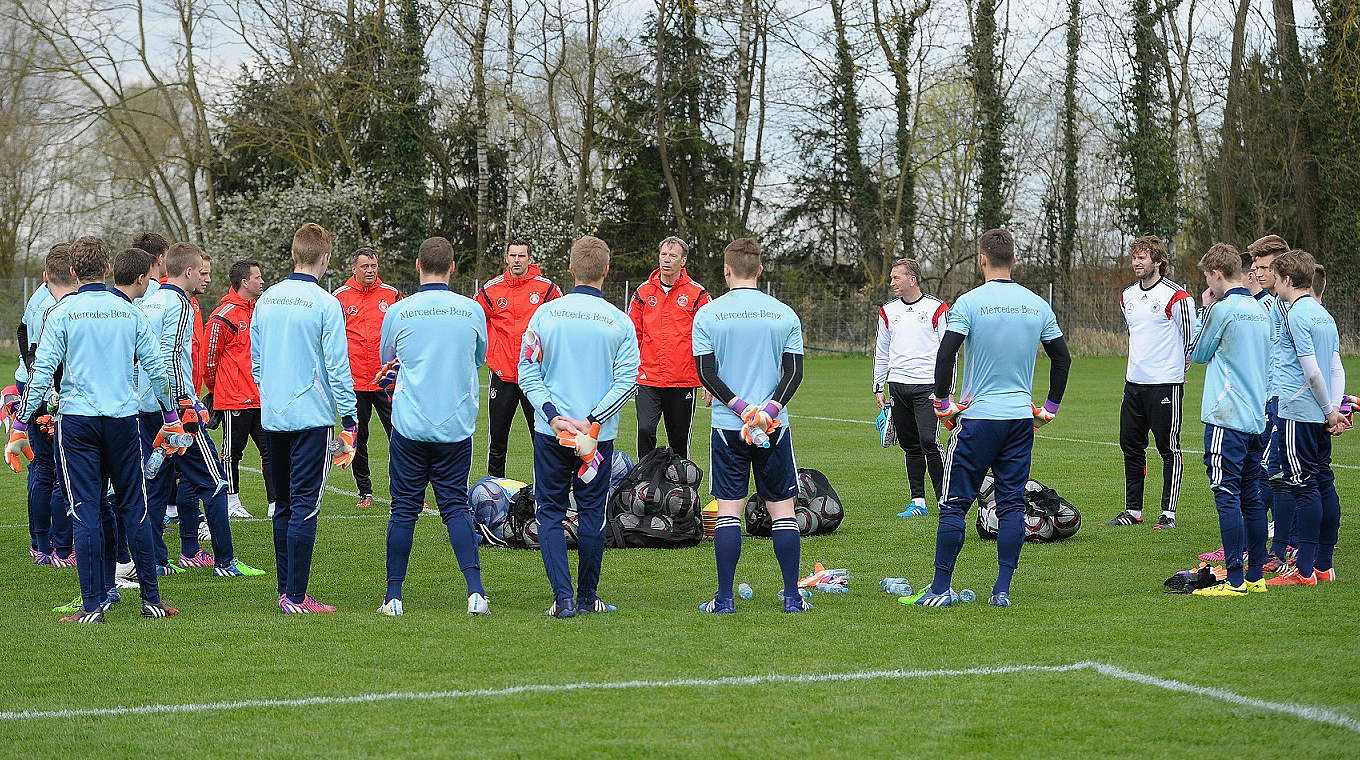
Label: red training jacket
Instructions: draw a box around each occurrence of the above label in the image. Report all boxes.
[203,288,262,409]
[628,268,710,387]
[476,264,561,384]
[334,276,402,391]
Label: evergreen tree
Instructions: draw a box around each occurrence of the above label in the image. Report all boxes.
[1116,0,1179,238]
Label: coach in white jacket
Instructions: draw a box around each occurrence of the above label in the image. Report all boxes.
[873,258,949,517]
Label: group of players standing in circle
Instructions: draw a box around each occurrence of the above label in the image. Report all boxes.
[9,220,1344,623]
[873,232,1347,601]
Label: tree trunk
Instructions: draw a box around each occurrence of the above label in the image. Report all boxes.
[505,0,518,237]
[655,0,689,236]
[1272,0,1320,253]
[970,0,1009,230]
[473,0,493,273]
[1219,0,1251,243]
[727,0,755,235]
[741,13,767,230]
[1059,0,1080,283]
[575,0,600,229]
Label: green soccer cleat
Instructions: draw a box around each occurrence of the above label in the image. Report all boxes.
[52,595,82,614]
[230,559,267,577]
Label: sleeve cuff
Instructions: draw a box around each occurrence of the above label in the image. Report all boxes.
[341,415,356,429]
[542,402,560,421]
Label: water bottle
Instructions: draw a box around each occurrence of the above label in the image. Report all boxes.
[884,580,913,596]
[778,588,812,600]
[737,583,754,599]
[145,448,168,479]
[879,577,910,590]
[959,589,976,603]
[815,582,849,594]
[748,426,770,448]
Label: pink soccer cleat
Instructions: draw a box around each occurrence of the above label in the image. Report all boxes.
[1198,547,1225,563]
[178,549,216,569]
[50,552,77,568]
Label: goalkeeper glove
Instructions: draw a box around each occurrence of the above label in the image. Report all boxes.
[558,421,603,483]
[333,422,358,469]
[5,420,33,474]
[1031,400,1060,430]
[934,395,969,431]
[35,414,54,436]
[374,359,401,391]
[155,412,190,456]
[557,421,600,458]
[177,397,207,435]
[521,330,542,363]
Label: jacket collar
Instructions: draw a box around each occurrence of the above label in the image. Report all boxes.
[77,283,107,294]
[502,263,543,287]
[418,283,450,292]
[572,285,603,297]
[344,274,386,293]
[1224,286,1252,298]
[647,268,691,290]
[160,282,188,298]
[288,273,319,285]
[221,287,253,309]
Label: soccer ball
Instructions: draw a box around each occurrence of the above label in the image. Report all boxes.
[661,485,698,519]
[1025,509,1056,542]
[808,495,842,525]
[470,476,525,546]
[630,482,662,516]
[521,518,540,549]
[563,510,579,548]
[795,506,821,536]
[617,512,640,530]
[665,459,703,487]
[648,515,673,532]
[1053,502,1081,539]
[976,503,999,540]
[609,449,635,493]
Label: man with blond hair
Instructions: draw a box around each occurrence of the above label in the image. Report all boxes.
[518,235,639,619]
[629,236,710,458]
[251,223,358,614]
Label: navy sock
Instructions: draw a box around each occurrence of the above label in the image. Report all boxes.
[286,513,317,603]
[932,502,967,594]
[1245,565,1264,583]
[994,506,1024,596]
[446,509,484,596]
[770,517,801,598]
[1227,567,1245,586]
[385,514,417,601]
[713,517,742,600]
[1270,485,1295,560]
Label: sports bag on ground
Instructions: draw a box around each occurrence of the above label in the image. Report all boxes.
[974,475,1081,542]
[744,468,845,537]
[606,447,704,548]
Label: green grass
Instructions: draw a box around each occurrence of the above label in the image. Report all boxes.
[1,355,1357,757]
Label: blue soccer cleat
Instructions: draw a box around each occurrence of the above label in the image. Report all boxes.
[576,597,617,615]
[699,596,736,614]
[783,595,813,613]
[545,600,577,619]
[989,592,1011,607]
[896,499,928,518]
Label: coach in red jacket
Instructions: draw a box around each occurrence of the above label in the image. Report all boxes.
[204,260,275,517]
[334,248,402,507]
[628,236,711,458]
[475,238,561,477]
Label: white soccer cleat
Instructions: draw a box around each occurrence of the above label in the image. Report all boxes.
[377,598,404,617]
[467,592,490,616]
[114,561,140,589]
[226,494,252,519]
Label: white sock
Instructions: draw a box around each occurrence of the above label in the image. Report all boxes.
[166,505,178,519]
[1127,509,1143,519]
[267,502,276,517]
[912,497,926,507]
[227,493,242,510]
[1161,510,1175,519]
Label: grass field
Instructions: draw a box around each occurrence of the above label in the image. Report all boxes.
[2,354,1357,757]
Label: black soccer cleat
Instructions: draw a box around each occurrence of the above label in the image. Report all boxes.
[140,601,180,619]
[1153,515,1176,530]
[1103,511,1143,526]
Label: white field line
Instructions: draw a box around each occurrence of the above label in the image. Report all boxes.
[0,661,1356,733]
[789,413,1360,472]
